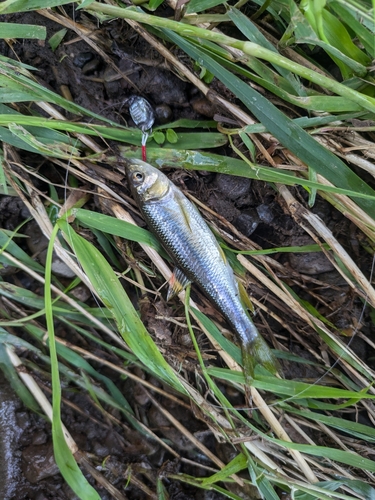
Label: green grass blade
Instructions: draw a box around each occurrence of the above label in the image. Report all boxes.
[0,229,45,273]
[153,131,226,149]
[0,22,46,39]
[0,125,71,154]
[269,437,375,473]
[0,0,75,14]
[0,58,119,126]
[0,343,40,411]
[0,104,77,143]
[200,453,247,486]
[300,479,375,500]
[45,224,100,500]
[185,0,226,14]
[208,368,374,400]
[0,90,49,103]
[244,111,366,133]
[328,2,375,57]
[282,404,375,442]
[120,147,375,203]
[8,123,80,159]
[194,44,363,112]
[73,208,164,253]
[156,478,169,500]
[0,282,50,310]
[330,0,375,32]
[0,113,226,150]
[295,37,368,75]
[154,118,217,129]
[192,307,242,364]
[225,243,330,255]
[58,218,186,393]
[92,229,122,269]
[228,7,304,94]
[49,28,67,51]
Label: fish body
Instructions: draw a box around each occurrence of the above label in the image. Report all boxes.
[126,159,277,379]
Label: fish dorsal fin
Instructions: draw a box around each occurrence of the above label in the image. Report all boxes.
[167,268,191,301]
[237,279,255,313]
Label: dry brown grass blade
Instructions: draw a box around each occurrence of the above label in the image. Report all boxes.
[316,133,375,179]
[277,184,375,307]
[250,388,318,482]
[283,149,375,243]
[279,412,356,480]
[314,177,375,239]
[123,470,157,500]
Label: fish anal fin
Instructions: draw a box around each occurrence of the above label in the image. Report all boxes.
[167,268,191,301]
[238,280,255,313]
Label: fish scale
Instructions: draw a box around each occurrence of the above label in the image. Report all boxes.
[126,159,278,380]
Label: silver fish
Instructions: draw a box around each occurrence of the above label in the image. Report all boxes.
[126,159,277,380]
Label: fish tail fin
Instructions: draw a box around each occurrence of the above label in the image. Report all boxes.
[252,335,280,375]
[241,343,256,385]
[241,335,280,384]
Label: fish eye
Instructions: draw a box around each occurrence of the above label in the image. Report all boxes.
[133,172,144,182]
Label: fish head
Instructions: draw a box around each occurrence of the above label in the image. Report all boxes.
[125,159,170,203]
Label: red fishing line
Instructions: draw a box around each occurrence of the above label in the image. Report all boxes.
[141,131,149,161]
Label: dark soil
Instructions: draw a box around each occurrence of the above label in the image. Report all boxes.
[1,7,374,500]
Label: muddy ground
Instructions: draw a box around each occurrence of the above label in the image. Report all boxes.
[1,7,374,500]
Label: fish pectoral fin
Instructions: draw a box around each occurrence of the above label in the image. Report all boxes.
[176,194,194,232]
[218,245,227,264]
[167,268,191,301]
[237,280,255,313]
